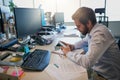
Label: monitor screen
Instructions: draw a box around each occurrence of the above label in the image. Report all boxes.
[14,8,41,39]
[53,12,64,24]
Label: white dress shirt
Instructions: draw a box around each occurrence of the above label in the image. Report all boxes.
[66,23,120,80]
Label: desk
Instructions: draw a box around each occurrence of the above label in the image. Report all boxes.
[19,42,88,80]
[0,30,88,80]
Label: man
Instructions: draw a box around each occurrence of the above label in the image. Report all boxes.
[61,7,120,80]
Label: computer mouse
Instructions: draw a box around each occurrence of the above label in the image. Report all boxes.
[10,56,22,62]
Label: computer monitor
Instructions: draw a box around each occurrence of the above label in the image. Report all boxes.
[14,8,41,39]
[53,12,64,25]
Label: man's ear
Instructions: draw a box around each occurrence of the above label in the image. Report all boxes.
[87,20,92,27]
[87,20,93,32]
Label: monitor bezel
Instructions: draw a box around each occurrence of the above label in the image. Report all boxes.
[14,8,42,39]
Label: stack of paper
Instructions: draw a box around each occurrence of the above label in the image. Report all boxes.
[45,53,88,80]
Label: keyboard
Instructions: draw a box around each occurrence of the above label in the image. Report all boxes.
[21,49,51,71]
[0,38,18,50]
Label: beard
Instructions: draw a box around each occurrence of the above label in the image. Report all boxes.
[81,25,88,35]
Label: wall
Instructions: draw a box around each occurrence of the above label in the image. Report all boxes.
[0,0,3,5]
[108,21,120,38]
[13,0,80,22]
[13,0,34,8]
[81,0,120,21]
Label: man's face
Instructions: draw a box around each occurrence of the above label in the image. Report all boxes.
[74,20,88,35]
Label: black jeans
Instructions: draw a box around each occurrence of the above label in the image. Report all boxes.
[87,68,107,80]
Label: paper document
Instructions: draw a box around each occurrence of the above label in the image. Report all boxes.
[63,28,80,37]
[52,49,64,55]
[59,37,82,45]
[45,53,88,80]
[52,49,84,56]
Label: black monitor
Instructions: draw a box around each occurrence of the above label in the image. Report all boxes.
[14,8,41,39]
[53,12,64,24]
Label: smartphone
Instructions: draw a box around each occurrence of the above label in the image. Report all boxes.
[59,42,66,47]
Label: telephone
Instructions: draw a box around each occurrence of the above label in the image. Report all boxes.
[31,35,48,45]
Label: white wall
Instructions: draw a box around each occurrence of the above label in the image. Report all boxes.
[35,0,80,22]
[56,0,80,22]
[13,0,120,21]
[0,0,3,5]
[13,0,80,22]
[107,0,120,21]
[81,0,120,21]
[13,0,34,8]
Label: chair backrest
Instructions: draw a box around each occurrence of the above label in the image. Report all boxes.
[118,39,120,49]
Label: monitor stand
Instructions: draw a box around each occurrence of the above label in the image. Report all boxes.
[18,36,31,45]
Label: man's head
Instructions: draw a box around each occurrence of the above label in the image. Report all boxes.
[72,7,97,35]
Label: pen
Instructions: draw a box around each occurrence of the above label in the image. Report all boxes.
[54,64,59,68]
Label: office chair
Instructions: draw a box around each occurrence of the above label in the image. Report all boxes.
[95,8,108,27]
[95,8,105,14]
[118,39,120,49]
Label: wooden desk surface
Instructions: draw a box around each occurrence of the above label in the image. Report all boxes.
[21,37,88,80]
[21,53,88,80]
[0,34,88,80]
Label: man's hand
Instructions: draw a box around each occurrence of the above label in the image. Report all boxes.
[60,41,74,51]
[61,45,71,55]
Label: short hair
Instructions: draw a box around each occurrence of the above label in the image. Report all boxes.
[72,7,97,26]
